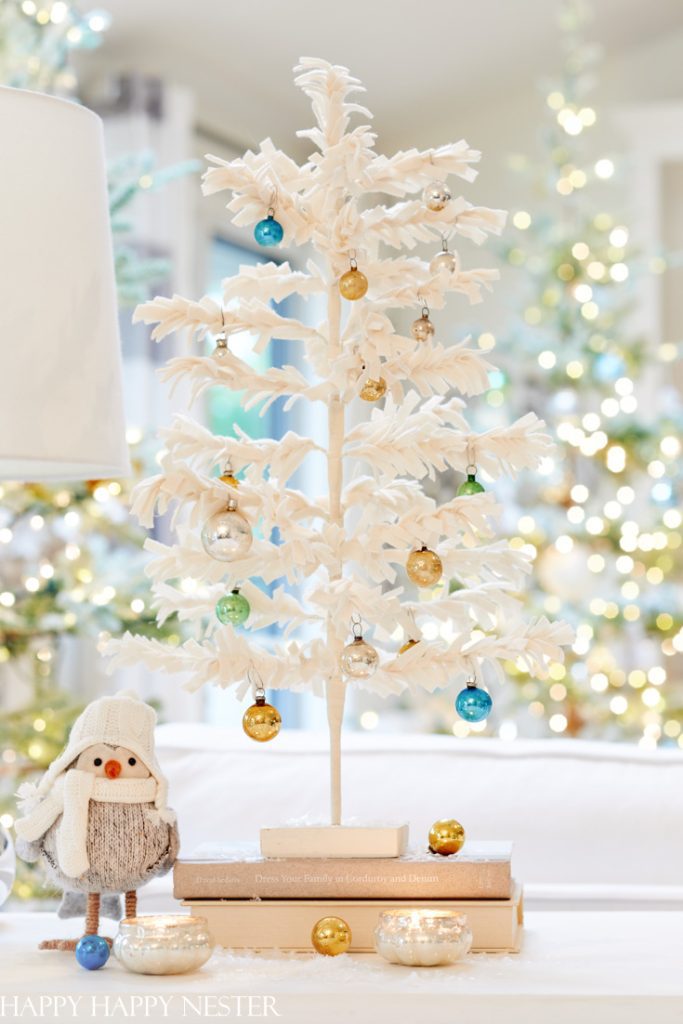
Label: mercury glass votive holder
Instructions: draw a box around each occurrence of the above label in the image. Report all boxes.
[374,909,472,967]
[113,915,214,975]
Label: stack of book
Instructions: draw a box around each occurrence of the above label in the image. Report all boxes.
[175,840,522,952]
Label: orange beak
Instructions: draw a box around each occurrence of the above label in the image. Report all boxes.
[104,759,121,779]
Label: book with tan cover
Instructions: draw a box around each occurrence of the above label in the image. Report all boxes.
[174,841,512,900]
[183,882,523,954]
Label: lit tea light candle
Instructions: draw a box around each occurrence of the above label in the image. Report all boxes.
[374,909,472,967]
[113,915,214,975]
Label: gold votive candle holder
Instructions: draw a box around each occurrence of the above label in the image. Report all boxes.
[374,909,472,967]
[113,915,214,975]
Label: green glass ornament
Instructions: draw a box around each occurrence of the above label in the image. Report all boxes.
[457,473,485,496]
[216,588,250,626]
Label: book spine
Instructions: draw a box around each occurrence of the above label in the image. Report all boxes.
[173,861,511,900]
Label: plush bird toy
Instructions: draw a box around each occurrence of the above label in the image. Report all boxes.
[14,692,179,962]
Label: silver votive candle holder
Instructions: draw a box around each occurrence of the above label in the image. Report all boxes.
[374,909,472,967]
[113,915,214,975]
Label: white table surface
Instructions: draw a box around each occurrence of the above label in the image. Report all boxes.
[0,911,681,1023]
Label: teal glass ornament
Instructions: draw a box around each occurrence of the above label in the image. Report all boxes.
[75,934,110,970]
[455,682,492,723]
[254,213,283,246]
[216,588,250,626]
[457,472,485,496]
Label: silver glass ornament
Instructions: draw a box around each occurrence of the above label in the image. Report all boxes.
[430,244,460,276]
[201,499,252,561]
[423,180,452,212]
[340,636,379,678]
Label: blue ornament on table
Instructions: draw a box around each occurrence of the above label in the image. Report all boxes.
[455,681,492,723]
[254,210,284,247]
[75,934,110,970]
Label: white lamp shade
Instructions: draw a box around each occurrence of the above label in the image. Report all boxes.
[0,86,130,480]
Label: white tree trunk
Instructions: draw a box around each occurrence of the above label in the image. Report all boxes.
[326,278,346,824]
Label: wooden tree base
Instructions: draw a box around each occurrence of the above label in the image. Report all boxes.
[260,824,409,859]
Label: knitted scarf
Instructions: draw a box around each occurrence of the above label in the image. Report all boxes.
[14,769,162,879]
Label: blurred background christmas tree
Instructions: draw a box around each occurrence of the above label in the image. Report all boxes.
[482,0,683,746]
[0,0,193,899]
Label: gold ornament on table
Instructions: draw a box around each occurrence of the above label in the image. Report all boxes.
[339,252,368,301]
[242,673,281,742]
[340,617,379,678]
[428,818,466,856]
[410,299,435,343]
[311,915,352,956]
[406,545,442,587]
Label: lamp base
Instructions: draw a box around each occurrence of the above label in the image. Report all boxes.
[260,824,409,859]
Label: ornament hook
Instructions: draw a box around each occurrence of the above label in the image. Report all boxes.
[267,186,277,217]
[417,293,430,319]
[351,613,364,639]
[466,439,477,475]
[247,665,266,702]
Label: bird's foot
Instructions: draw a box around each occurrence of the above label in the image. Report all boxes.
[39,935,113,951]
[39,938,79,951]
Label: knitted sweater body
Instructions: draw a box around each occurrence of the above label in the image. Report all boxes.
[40,801,179,894]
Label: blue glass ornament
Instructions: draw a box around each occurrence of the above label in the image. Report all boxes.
[455,682,492,723]
[254,213,283,246]
[75,934,110,970]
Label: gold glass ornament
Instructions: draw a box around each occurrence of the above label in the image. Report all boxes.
[242,692,282,742]
[399,638,420,654]
[423,180,452,211]
[360,375,387,402]
[406,546,442,587]
[219,464,239,488]
[311,916,352,956]
[201,498,252,561]
[410,310,435,343]
[339,255,368,301]
[428,818,466,856]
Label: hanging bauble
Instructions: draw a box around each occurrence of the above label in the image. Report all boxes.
[428,818,466,856]
[455,681,492,723]
[254,212,284,247]
[311,916,352,956]
[201,498,252,561]
[339,254,368,301]
[410,311,435,343]
[213,335,228,359]
[242,694,282,742]
[75,934,110,971]
[423,180,452,211]
[457,472,485,496]
[399,638,420,654]
[340,636,379,678]
[430,240,460,276]
[216,588,250,626]
[406,546,442,587]
[359,375,387,402]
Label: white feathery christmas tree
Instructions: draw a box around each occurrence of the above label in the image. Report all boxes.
[107,59,572,830]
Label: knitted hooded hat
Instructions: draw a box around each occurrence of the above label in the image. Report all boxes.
[34,691,170,817]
